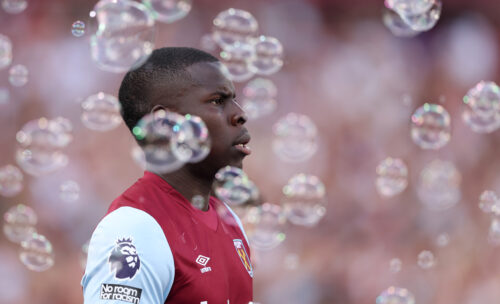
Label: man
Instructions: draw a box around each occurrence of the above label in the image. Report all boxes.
[82,47,254,304]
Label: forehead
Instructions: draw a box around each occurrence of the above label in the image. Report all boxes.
[186,61,235,94]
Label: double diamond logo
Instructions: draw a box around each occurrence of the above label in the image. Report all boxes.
[196,255,210,267]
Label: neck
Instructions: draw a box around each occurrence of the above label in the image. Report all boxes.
[153,167,213,211]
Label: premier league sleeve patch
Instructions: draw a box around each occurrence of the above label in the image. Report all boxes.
[108,237,141,280]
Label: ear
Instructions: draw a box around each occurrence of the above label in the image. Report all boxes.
[151,104,167,113]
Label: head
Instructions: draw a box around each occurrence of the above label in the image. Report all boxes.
[118,47,250,178]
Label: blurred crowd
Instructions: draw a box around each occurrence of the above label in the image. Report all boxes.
[1,0,500,303]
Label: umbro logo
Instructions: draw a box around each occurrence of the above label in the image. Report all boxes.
[196,255,212,273]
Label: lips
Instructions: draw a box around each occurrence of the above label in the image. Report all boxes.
[233,132,252,155]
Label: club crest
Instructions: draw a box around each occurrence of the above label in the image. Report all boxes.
[233,239,253,278]
[108,237,141,280]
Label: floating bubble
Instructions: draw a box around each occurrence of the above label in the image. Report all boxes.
[81,92,122,131]
[50,117,73,147]
[417,250,435,269]
[246,203,286,251]
[142,0,192,23]
[200,33,218,53]
[171,114,211,163]
[191,195,205,210]
[462,81,500,133]
[0,34,13,70]
[80,240,89,269]
[272,113,318,162]
[385,0,435,17]
[488,218,500,246]
[389,258,402,273]
[435,233,450,247]
[411,103,450,150]
[382,8,420,38]
[16,118,69,176]
[213,166,258,205]
[90,0,155,73]
[71,20,86,37]
[131,145,146,169]
[3,204,37,244]
[133,110,185,174]
[212,8,258,51]
[0,165,23,197]
[479,190,498,214]
[8,64,28,87]
[220,43,255,83]
[282,173,326,227]
[376,157,408,197]
[417,159,461,210]
[376,286,415,304]
[241,78,277,120]
[249,36,284,76]
[19,233,55,272]
[400,0,441,32]
[0,87,9,104]
[1,0,27,14]
[59,180,80,202]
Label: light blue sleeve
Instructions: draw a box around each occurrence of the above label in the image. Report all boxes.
[81,206,175,304]
[223,203,249,245]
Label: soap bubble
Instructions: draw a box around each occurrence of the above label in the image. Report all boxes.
[220,43,256,82]
[435,233,450,247]
[376,157,408,197]
[171,114,211,163]
[90,0,155,73]
[389,258,402,273]
[282,173,326,227]
[249,36,284,76]
[212,8,258,51]
[385,0,435,17]
[0,34,13,70]
[241,78,277,119]
[16,118,69,176]
[246,203,286,251]
[59,180,80,203]
[417,250,435,269]
[71,20,86,37]
[411,103,450,150]
[81,92,122,131]
[1,0,27,14]
[8,64,29,87]
[488,218,500,246]
[417,159,461,211]
[0,165,23,197]
[19,233,55,272]
[376,286,415,304]
[3,204,37,244]
[133,110,185,174]
[143,0,192,23]
[213,166,258,206]
[400,0,442,32]
[0,87,9,104]
[462,81,500,133]
[382,8,420,37]
[191,195,205,210]
[479,190,498,214]
[273,113,318,162]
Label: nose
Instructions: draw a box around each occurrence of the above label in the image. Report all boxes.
[230,100,248,126]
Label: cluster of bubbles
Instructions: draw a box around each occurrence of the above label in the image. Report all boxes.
[417,250,435,269]
[244,203,286,251]
[417,159,461,211]
[1,0,27,14]
[241,78,277,120]
[383,0,442,37]
[462,81,500,133]
[376,157,408,197]
[3,204,55,271]
[15,117,72,176]
[272,113,318,162]
[478,190,500,245]
[206,8,284,82]
[282,173,326,227]
[81,92,122,132]
[133,110,211,174]
[213,166,258,206]
[0,164,23,197]
[411,103,451,150]
[89,0,192,73]
[376,286,415,304]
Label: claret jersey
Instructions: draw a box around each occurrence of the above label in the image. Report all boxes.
[81,171,253,304]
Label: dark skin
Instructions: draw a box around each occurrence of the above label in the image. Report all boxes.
[151,61,250,211]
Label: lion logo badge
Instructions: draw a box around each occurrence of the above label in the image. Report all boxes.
[108,237,141,280]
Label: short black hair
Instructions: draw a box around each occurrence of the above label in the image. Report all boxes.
[118,47,219,132]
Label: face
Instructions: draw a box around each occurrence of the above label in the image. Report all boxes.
[160,61,251,177]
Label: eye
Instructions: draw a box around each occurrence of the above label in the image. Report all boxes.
[209,96,225,105]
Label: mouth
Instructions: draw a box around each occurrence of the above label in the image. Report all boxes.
[233,132,252,155]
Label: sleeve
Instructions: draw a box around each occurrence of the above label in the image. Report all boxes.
[222,202,250,245]
[81,206,175,304]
